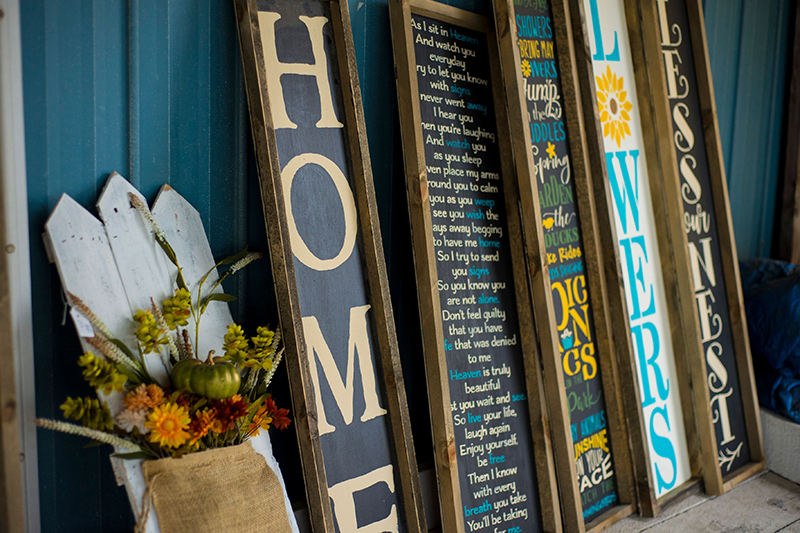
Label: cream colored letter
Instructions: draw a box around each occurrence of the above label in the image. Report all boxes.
[282,153,357,271]
[304,305,387,436]
[258,12,344,129]
[328,465,399,533]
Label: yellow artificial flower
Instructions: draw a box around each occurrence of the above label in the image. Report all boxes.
[596,65,633,148]
[222,324,249,365]
[162,288,192,330]
[145,402,190,448]
[133,309,169,354]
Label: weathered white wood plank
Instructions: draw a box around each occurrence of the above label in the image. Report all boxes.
[43,194,159,533]
[151,185,230,360]
[97,172,172,384]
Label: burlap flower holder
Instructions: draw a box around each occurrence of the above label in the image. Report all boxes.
[139,441,292,533]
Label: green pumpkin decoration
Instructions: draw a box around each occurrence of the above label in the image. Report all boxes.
[171,351,241,399]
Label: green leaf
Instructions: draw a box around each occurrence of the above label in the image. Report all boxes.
[112,451,156,461]
[218,245,249,266]
[116,364,142,385]
[155,236,179,267]
[200,292,237,314]
[176,269,188,292]
[82,440,106,449]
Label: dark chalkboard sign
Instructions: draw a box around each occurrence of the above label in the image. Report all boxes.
[655,0,764,488]
[493,0,644,528]
[235,1,426,531]
[389,1,566,532]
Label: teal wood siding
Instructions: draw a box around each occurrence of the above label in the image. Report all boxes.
[703,0,793,259]
[19,0,792,531]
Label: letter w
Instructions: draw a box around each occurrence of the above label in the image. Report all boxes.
[258,12,344,130]
[304,305,387,436]
[606,150,640,235]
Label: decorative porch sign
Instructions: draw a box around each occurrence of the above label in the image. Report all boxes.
[390,2,566,532]
[235,1,424,532]
[582,0,691,496]
[511,1,618,522]
[655,0,753,475]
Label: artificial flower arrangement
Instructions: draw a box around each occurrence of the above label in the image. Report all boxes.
[36,193,290,460]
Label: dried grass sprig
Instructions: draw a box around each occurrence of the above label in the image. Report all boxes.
[36,418,142,451]
[67,293,114,339]
[151,298,178,365]
[262,348,284,390]
[85,335,139,373]
[128,193,166,242]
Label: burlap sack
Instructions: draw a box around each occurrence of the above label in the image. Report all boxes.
[139,441,292,533]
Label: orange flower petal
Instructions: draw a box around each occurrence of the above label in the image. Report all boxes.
[600,111,609,122]
[623,121,631,136]
[603,122,610,137]
[621,110,630,121]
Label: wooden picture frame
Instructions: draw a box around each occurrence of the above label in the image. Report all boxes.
[652,0,765,492]
[492,0,642,530]
[565,0,716,516]
[233,1,426,531]
[389,1,567,531]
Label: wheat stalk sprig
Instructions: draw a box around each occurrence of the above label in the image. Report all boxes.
[262,348,284,390]
[85,335,139,372]
[229,252,263,275]
[67,293,114,339]
[151,298,178,365]
[181,329,194,359]
[128,193,167,242]
[35,419,142,451]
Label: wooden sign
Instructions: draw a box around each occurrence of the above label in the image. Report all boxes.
[654,0,764,489]
[389,1,567,531]
[234,1,425,531]
[569,0,714,514]
[493,0,641,529]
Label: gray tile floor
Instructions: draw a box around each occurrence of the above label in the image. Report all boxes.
[606,471,800,533]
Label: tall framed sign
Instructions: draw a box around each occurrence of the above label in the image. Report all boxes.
[389,1,567,531]
[492,0,641,530]
[653,0,764,491]
[566,0,716,515]
[234,1,426,531]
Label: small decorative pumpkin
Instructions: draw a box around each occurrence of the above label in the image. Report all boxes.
[171,351,241,399]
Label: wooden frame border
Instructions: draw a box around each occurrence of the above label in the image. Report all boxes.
[492,0,640,531]
[388,1,566,531]
[678,0,765,491]
[233,1,426,531]
[566,0,715,516]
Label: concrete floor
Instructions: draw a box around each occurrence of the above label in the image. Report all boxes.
[606,471,800,533]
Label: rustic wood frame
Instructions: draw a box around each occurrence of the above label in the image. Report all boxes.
[389,1,566,531]
[564,0,725,516]
[666,0,765,492]
[233,1,427,531]
[492,0,641,530]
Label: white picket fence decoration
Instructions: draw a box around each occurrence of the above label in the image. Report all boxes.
[43,172,299,533]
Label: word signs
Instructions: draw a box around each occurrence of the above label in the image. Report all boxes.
[582,0,691,496]
[239,0,421,531]
[512,1,617,521]
[412,14,543,533]
[656,0,750,474]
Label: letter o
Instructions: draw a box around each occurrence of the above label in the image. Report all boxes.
[281,154,357,271]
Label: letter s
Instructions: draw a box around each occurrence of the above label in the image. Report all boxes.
[650,406,677,492]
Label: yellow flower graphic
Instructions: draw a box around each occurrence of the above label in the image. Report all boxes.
[546,141,556,159]
[521,60,531,78]
[596,65,633,148]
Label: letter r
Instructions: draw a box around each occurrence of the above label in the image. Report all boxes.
[258,12,344,129]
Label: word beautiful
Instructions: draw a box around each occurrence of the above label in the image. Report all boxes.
[656,0,748,472]
[259,8,400,533]
[584,0,691,496]
[414,15,542,533]
[515,2,617,521]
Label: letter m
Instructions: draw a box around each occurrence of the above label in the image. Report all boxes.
[258,12,344,129]
[606,150,640,235]
[303,305,387,436]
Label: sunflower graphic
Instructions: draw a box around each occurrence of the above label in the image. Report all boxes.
[521,60,531,78]
[596,65,633,148]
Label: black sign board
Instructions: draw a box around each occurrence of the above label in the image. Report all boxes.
[390,1,566,532]
[236,0,425,531]
[656,0,756,476]
[511,1,619,522]
[413,13,542,533]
